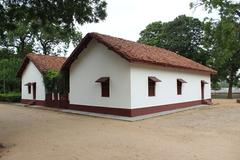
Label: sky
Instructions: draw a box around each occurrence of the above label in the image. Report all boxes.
[68,0,219,55]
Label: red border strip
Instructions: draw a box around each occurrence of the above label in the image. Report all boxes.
[21,99,211,117]
[21,99,45,106]
[68,99,211,117]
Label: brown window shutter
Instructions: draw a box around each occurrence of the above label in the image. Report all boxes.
[148,78,156,97]
[96,77,110,97]
[177,80,182,95]
[148,85,155,96]
[101,82,110,97]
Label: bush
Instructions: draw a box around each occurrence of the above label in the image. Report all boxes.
[0,92,21,102]
[43,70,59,93]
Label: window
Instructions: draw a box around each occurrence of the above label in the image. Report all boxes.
[177,79,187,95]
[148,76,161,97]
[177,81,182,95]
[25,83,31,94]
[96,77,110,97]
[148,80,155,97]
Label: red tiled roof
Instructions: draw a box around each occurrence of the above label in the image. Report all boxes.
[62,32,217,74]
[17,53,66,77]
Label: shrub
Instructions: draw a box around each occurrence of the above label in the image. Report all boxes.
[0,92,21,102]
[43,69,68,94]
[43,70,59,93]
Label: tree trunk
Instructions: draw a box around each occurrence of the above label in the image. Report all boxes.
[19,37,26,57]
[228,81,233,99]
[43,45,47,55]
[227,71,234,99]
[40,40,48,55]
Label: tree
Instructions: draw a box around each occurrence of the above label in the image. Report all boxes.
[190,0,240,19]
[3,0,107,30]
[1,0,106,57]
[34,23,82,55]
[205,19,240,98]
[0,3,6,38]
[0,58,21,93]
[0,0,107,95]
[2,21,34,58]
[191,0,240,98]
[138,21,165,47]
[43,70,59,93]
[0,48,15,59]
[138,15,209,65]
[0,49,20,93]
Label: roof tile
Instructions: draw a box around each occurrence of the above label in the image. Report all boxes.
[62,32,217,74]
[17,53,66,77]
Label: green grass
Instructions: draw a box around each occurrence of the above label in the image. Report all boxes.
[0,92,21,102]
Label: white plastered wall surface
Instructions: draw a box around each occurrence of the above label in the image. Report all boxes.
[21,61,46,100]
[69,40,131,109]
[130,63,211,109]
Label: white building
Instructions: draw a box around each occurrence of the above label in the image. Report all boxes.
[61,32,217,117]
[17,53,66,105]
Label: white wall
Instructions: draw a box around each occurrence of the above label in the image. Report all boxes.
[130,63,211,108]
[69,40,131,108]
[21,61,46,100]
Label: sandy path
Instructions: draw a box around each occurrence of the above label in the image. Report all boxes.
[0,99,240,160]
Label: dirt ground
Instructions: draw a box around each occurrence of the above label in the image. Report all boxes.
[0,99,240,160]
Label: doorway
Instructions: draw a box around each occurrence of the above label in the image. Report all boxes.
[32,82,36,100]
[201,81,204,100]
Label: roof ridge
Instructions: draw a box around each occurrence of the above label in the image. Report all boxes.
[89,32,212,66]
[27,52,67,59]
[17,52,67,77]
[89,32,204,62]
[62,32,217,74]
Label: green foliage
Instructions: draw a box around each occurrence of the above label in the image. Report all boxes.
[35,23,82,55]
[211,82,221,90]
[190,0,240,19]
[138,15,209,65]
[0,0,107,56]
[191,0,240,98]
[0,48,15,59]
[43,70,59,93]
[42,69,69,94]
[2,22,34,58]
[0,92,21,102]
[138,21,164,47]
[0,4,6,38]
[237,80,240,88]
[56,71,69,94]
[0,57,21,93]
[71,31,83,48]
[3,0,107,29]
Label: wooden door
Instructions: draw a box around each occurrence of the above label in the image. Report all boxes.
[32,83,36,100]
[201,81,204,100]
